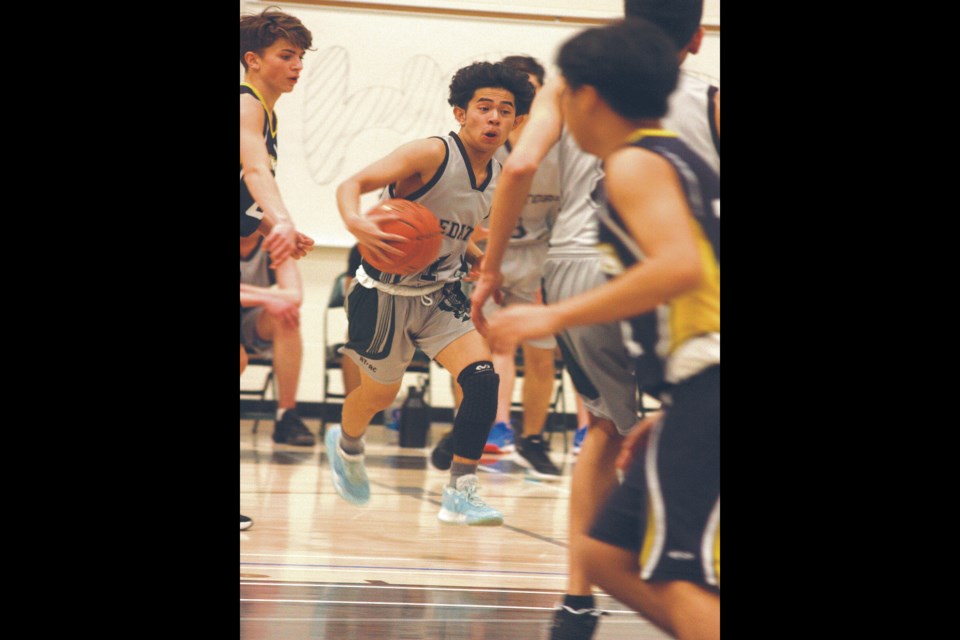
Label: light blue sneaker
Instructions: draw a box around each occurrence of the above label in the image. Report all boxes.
[324,426,370,505]
[572,425,588,455]
[438,474,504,526]
[484,421,515,453]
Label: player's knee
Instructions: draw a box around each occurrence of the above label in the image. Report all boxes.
[452,361,500,459]
[524,348,555,378]
[355,381,403,413]
[457,361,500,423]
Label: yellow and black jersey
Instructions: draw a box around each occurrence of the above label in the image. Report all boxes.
[597,129,720,395]
[240,83,278,237]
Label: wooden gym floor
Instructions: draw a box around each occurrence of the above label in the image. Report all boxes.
[240,419,671,639]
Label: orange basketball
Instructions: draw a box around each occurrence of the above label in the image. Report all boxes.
[359,199,443,275]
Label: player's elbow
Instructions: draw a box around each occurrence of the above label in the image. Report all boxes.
[243,163,272,183]
[502,156,538,181]
[672,259,705,295]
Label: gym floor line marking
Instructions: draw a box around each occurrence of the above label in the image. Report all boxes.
[240,582,566,595]
[240,561,565,577]
[240,598,639,614]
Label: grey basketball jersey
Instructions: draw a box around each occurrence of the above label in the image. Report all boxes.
[549,129,604,251]
[376,132,498,287]
[663,72,720,177]
[239,238,274,288]
[493,142,560,248]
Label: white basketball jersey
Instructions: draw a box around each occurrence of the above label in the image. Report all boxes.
[548,128,604,251]
[663,72,720,177]
[493,142,561,248]
[380,132,498,287]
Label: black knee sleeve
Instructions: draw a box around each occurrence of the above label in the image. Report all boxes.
[453,361,500,460]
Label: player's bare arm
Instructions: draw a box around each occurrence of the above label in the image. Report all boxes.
[485,149,703,353]
[472,77,564,335]
[240,94,303,265]
[337,137,447,265]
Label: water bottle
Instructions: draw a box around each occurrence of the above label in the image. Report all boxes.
[399,384,430,448]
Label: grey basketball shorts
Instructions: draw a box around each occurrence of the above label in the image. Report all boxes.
[342,280,475,384]
[482,242,556,350]
[239,307,273,358]
[543,251,639,435]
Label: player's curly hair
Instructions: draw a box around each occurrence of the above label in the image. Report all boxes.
[448,62,536,116]
[499,55,546,87]
[240,6,314,69]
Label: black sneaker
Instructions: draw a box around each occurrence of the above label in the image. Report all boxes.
[431,430,454,470]
[272,409,316,446]
[240,514,253,531]
[517,435,562,479]
[549,605,603,640]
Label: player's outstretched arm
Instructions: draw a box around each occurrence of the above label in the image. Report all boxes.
[485,149,704,353]
[240,93,306,266]
[473,78,564,336]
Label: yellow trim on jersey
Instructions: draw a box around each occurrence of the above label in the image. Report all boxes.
[666,222,720,355]
[713,522,721,588]
[626,128,679,144]
[639,493,658,570]
[240,82,277,138]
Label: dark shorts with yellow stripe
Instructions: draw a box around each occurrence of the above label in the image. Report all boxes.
[341,280,473,384]
[589,364,720,588]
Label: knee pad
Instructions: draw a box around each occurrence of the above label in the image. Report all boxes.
[453,361,500,460]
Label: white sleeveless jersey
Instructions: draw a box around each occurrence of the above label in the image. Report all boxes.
[377,132,498,287]
[493,142,561,248]
[663,72,720,177]
[548,128,604,251]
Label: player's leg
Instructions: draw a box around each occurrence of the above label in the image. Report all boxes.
[330,285,413,505]
[254,310,313,446]
[433,330,503,526]
[514,340,562,478]
[544,255,640,639]
[326,370,403,506]
[484,347,517,453]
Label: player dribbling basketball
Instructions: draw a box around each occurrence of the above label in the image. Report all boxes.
[328,61,534,526]
[357,199,443,275]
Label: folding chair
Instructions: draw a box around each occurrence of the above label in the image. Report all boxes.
[240,355,278,434]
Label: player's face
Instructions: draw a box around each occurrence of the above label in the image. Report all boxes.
[251,38,305,94]
[457,87,518,151]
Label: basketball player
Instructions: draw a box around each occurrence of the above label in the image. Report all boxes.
[327,62,535,526]
[240,7,315,265]
[239,234,314,446]
[626,0,720,176]
[474,2,718,635]
[239,280,302,531]
[485,19,720,640]
[470,62,642,640]
[432,55,563,478]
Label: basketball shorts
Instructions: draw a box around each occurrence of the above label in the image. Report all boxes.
[589,365,720,588]
[543,252,639,435]
[482,243,555,350]
[239,307,273,358]
[342,280,474,384]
